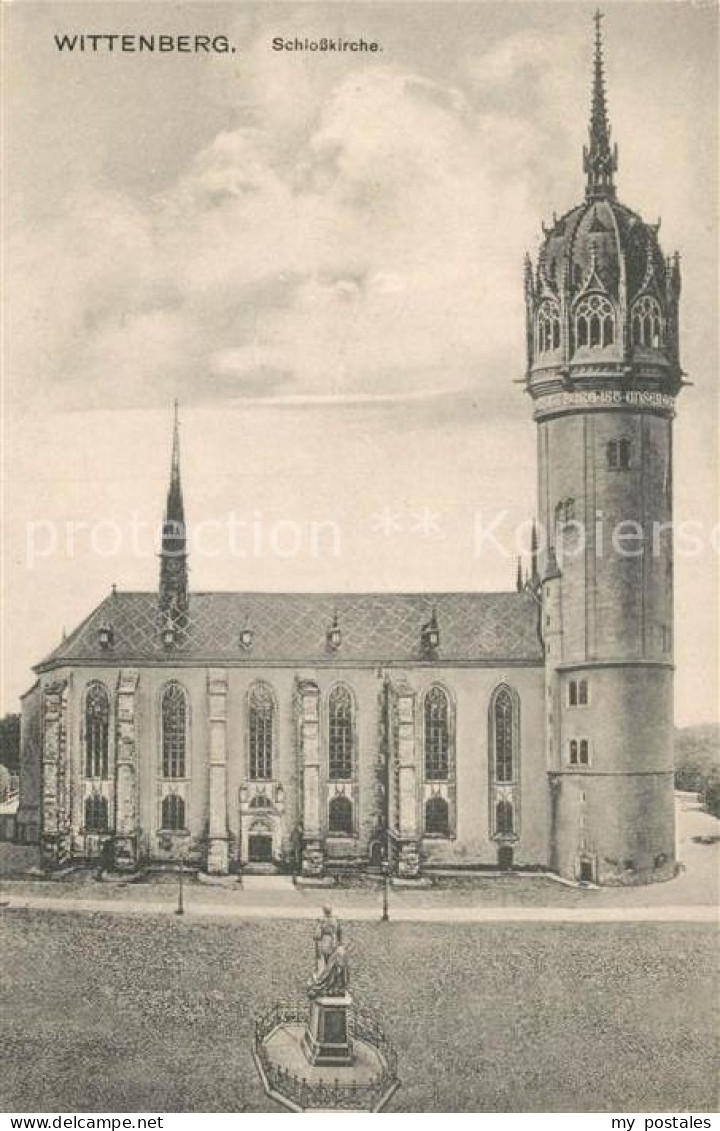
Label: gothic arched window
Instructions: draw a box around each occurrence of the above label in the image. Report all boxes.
[493,687,517,783]
[161,683,187,779]
[574,294,615,349]
[425,795,450,836]
[536,301,561,353]
[328,685,353,781]
[631,295,664,349]
[162,793,186,831]
[85,682,109,779]
[84,793,108,832]
[496,798,514,836]
[328,794,353,836]
[424,686,450,781]
[249,683,274,781]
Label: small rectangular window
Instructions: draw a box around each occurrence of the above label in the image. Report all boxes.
[569,739,590,766]
[607,439,631,471]
[568,679,589,707]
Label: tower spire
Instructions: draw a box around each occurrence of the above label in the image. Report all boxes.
[159,400,188,616]
[583,10,617,200]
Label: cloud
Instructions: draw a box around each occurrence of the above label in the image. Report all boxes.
[6,28,590,417]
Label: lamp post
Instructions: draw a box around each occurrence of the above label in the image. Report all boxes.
[176,846,185,916]
[381,859,390,923]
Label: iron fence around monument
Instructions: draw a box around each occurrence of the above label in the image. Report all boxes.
[254,1000,398,1110]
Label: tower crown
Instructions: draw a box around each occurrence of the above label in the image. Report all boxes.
[524,12,682,407]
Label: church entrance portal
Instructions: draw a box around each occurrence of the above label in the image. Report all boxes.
[248,834,273,864]
[579,858,594,883]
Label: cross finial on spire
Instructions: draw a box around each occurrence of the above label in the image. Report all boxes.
[583,9,618,200]
[171,398,180,476]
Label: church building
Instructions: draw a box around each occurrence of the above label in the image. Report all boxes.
[17,16,684,885]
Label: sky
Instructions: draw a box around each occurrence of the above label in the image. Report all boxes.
[2,0,718,724]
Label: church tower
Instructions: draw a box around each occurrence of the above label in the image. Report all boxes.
[525,13,683,884]
[159,401,189,618]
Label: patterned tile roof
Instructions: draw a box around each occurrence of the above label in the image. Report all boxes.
[37,590,543,669]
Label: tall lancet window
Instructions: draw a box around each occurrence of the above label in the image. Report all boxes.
[328,685,353,780]
[494,688,515,783]
[249,683,274,781]
[489,684,520,840]
[537,301,561,353]
[574,294,615,348]
[631,295,663,348]
[422,686,455,838]
[424,686,450,780]
[85,682,109,779]
[161,682,187,779]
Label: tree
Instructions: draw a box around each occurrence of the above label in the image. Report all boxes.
[0,714,20,772]
[674,724,720,818]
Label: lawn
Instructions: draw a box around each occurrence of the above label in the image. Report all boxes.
[0,910,717,1113]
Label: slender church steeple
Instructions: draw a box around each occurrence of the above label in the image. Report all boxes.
[159,401,188,616]
[583,10,618,200]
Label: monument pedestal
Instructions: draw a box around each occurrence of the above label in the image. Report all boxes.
[302,992,353,1067]
[112,834,137,872]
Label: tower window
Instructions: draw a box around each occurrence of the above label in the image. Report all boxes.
[249,683,274,781]
[536,301,561,354]
[631,295,664,349]
[574,295,615,350]
[569,739,590,766]
[161,683,187,779]
[555,497,576,528]
[568,680,589,707]
[607,438,631,471]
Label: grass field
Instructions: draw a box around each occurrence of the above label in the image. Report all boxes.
[0,909,717,1113]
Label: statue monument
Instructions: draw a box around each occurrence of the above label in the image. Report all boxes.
[252,906,400,1111]
[303,915,353,1066]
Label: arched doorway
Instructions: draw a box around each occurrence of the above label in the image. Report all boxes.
[247,819,274,864]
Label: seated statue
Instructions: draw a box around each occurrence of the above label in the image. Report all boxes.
[308,926,349,998]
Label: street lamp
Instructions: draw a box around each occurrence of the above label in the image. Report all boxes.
[381,859,390,923]
[176,846,185,916]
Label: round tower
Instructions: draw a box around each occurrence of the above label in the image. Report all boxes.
[527,13,684,885]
